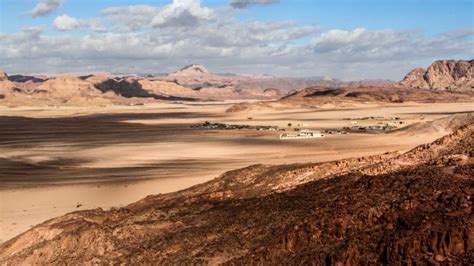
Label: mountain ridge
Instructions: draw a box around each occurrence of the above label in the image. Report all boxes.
[400,59,473,91]
[1,59,473,106]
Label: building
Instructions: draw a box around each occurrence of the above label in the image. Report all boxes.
[279,129,325,140]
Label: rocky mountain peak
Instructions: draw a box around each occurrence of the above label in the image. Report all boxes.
[173,64,210,75]
[400,59,473,91]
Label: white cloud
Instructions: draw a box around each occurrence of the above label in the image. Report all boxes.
[21,26,47,36]
[26,0,62,17]
[101,1,215,30]
[151,0,214,28]
[308,27,474,65]
[53,15,106,32]
[230,0,279,9]
[312,28,367,48]
[53,15,80,31]
[102,5,160,31]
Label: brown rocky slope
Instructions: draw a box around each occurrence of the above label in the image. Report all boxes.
[400,60,473,91]
[1,122,473,264]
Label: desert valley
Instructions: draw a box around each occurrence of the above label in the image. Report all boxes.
[0,0,473,264]
[1,59,473,264]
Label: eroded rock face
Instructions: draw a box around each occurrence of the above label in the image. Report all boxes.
[400,60,474,91]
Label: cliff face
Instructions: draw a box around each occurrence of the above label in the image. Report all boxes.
[400,60,474,91]
[1,122,473,265]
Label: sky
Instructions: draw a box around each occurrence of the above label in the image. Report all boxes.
[0,0,473,80]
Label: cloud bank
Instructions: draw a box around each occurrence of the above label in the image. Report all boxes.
[3,0,473,80]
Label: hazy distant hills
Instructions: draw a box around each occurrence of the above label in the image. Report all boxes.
[0,64,333,106]
[0,64,340,106]
[0,60,472,107]
[156,64,341,97]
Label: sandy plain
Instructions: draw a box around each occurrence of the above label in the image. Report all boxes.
[0,101,473,242]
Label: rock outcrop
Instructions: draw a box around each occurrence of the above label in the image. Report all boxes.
[171,64,210,76]
[400,60,473,91]
[0,71,8,81]
[400,68,428,89]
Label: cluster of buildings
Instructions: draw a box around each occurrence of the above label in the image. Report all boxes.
[191,121,283,131]
[344,116,401,121]
[193,116,404,140]
[323,129,348,135]
[344,116,385,121]
[344,124,398,132]
[342,116,404,132]
[279,129,325,140]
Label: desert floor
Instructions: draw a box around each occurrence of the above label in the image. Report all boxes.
[0,101,473,242]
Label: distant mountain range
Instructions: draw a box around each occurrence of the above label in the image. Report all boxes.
[0,60,472,107]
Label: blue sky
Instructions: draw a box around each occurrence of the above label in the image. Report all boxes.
[0,0,473,79]
[235,0,473,34]
[2,0,473,34]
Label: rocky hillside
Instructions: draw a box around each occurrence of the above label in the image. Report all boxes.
[1,122,472,264]
[0,74,121,106]
[1,60,473,106]
[0,71,197,106]
[0,67,301,105]
[400,60,473,91]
